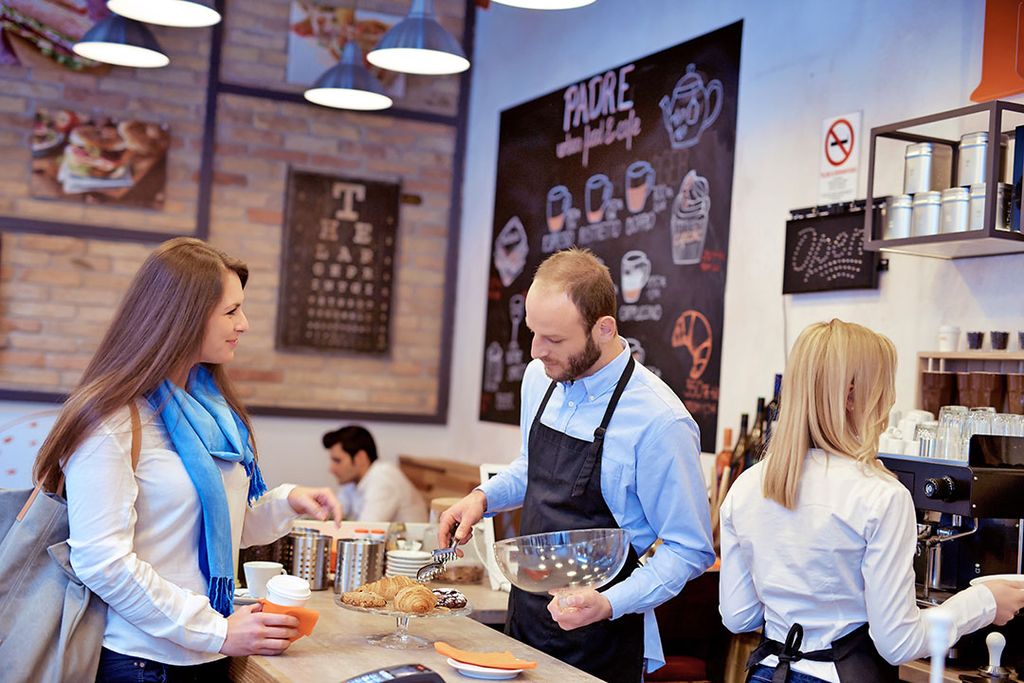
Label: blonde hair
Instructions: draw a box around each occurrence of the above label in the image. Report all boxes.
[761,319,896,509]
[34,237,255,492]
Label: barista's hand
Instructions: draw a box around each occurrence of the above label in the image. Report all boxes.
[438,489,487,553]
[287,486,343,527]
[547,589,613,631]
[982,580,1024,625]
[220,603,300,656]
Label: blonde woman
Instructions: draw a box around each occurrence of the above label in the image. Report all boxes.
[719,319,1024,683]
[32,238,341,682]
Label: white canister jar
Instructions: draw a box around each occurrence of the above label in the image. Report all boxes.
[911,191,942,236]
[883,194,912,239]
[904,143,953,194]
[937,325,960,352]
[958,132,989,186]
[969,182,1010,230]
[940,187,969,233]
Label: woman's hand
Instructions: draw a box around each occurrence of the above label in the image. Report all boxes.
[219,603,299,656]
[287,486,343,526]
[982,579,1024,626]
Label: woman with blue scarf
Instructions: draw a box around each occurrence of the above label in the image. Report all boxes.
[33,238,343,683]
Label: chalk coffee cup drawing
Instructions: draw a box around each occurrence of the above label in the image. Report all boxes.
[670,170,711,265]
[546,185,571,233]
[584,174,613,223]
[265,574,312,608]
[620,251,651,304]
[243,561,286,599]
[625,161,655,213]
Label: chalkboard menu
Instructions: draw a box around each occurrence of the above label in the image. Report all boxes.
[479,22,743,453]
[277,169,398,354]
[782,203,881,294]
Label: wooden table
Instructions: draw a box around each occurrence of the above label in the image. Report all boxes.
[456,582,509,625]
[229,590,599,682]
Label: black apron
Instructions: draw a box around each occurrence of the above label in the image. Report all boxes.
[506,357,644,683]
[745,623,899,683]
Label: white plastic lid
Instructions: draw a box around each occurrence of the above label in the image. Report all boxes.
[266,574,311,601]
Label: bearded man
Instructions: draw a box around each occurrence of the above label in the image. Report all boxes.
[439,248,714,683]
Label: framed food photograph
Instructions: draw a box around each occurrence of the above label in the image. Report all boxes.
[286,0,405,100]
[31,108,171,209]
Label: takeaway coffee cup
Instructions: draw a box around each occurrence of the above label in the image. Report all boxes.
[244,561,285,599]
[266,574,312,607]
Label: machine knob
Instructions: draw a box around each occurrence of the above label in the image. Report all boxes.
[923,476,956,501]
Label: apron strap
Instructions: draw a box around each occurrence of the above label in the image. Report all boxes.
[570,356,636,498]
[746,623,836,683]
[533,381,559,430]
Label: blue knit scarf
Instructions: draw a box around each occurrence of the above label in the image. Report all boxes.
[148,366,267,617]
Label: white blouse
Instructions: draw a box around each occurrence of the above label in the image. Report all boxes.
[719,449,995,683]
[64,400,298,665]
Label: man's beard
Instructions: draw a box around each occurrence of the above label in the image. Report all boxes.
[550,334,602,383]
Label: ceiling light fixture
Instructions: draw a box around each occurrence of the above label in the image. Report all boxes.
[367,0,469,76]
[73,15,170,68]
[491,0,596,7]
[105,0,222,28]
[304,42,394,111]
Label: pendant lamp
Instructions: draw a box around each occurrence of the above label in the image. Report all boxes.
[106,0,222,28]
[492,0,596,8]
[367,0,469,76]
[73,15,170,68]
[304,41,393,111]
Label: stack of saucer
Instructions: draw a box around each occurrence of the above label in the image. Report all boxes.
[385,549,432,578]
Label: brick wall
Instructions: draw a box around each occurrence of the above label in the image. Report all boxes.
[0,0,466,418]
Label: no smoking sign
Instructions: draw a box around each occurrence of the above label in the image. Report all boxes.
[819,111,861,204]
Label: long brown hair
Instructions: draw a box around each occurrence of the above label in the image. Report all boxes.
[761,319,896,509]
[34,237,255,492]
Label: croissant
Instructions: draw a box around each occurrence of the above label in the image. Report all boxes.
[393,585,437,614]
[359,575,417,601]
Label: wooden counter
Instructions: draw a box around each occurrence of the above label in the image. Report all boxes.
[229,590,599,682]
[899,658,975,683]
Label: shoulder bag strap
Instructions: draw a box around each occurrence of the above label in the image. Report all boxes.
[17,402,143,522]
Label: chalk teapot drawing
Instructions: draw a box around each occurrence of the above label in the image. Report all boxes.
[659,64,722,150]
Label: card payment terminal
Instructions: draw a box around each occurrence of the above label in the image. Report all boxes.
[343,663,444,682]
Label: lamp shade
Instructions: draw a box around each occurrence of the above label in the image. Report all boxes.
[73,15,169,68]
[106,0,222,28]
[367,0,469,76]
[492,0,596,7]
[304,42,394,111]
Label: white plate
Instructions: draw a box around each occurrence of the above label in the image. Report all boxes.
[233,588,260,606]
[969,573,1024,586]
[446,657,523,680]
[387,550,432,561]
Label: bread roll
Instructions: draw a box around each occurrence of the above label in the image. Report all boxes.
[393,585,436,614]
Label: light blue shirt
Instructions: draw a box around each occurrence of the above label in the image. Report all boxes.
[479,340,715,672]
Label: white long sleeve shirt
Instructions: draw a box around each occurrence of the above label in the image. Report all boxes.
[352,461,428,523]
[719,449,996,683]
[64,400,299,665]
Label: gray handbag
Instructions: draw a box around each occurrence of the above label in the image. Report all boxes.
[0,404,140,683]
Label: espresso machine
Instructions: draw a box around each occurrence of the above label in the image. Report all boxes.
[879,435,1024,671]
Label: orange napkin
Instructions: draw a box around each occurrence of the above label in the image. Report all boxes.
[434,641,537,670]
[259,599,320,641]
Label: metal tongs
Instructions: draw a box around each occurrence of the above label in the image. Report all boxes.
[416,525,460,582]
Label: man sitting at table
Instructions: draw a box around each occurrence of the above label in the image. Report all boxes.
[323,425,428,523]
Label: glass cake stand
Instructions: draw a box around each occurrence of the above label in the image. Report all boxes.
[335,595,472,649]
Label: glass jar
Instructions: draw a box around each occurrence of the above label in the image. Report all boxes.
[883,194,912,239]
[939,187,969,233]
[911,191,942,236]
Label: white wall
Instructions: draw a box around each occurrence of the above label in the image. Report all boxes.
[3,0,1023,489]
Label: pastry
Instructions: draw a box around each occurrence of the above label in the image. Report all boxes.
[360,575,418,601]
[393,585,436,614]
[432,589,467,609]
[341,590,386,608]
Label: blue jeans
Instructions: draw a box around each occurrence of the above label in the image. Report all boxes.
[749,664,830,683]
[95,648,230,683]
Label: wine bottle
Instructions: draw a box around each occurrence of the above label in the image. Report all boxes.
[764,373,783,448]
[745,398,766,469]
[731,413,750,477]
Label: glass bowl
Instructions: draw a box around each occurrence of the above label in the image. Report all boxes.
[491,528,629,594]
